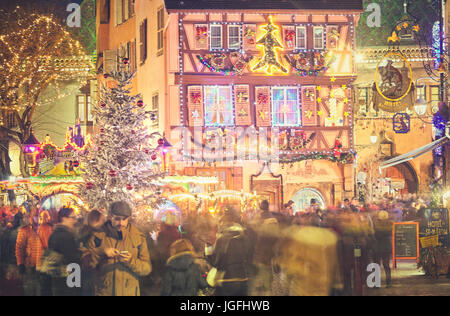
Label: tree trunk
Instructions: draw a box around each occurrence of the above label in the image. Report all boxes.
[19,150,30,178]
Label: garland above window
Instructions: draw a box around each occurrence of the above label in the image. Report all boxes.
[284,51,335,77]
[197,53,254,75]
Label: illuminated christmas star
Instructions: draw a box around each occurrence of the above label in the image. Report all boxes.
[317,110,323,116]
[316,86,322,91]
[317,97,322,103]
[341,84,347,89]
[344,98,349,104]
[239,108,247,116]
[330,77,336,82]
[344,111,349,117]
[306,111,313,119]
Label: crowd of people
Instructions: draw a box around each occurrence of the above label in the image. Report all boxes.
[0,193,434,296]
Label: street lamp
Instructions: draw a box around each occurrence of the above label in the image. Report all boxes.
[370,130,378,144]
[22,129,41,176]
[414,96,428,116]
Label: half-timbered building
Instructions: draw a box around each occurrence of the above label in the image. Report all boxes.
[161,0,363,211]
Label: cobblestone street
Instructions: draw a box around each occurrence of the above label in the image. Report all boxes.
[366,261,450,296]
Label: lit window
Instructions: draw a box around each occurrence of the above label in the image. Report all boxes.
[296,26,307,49]
[210,25,223,50]
[204,86,234,126]
[430,86,439,101]
[272,87,300,126]
[228,25,240,50]
[313,27,324,49]
[416,85,426,100]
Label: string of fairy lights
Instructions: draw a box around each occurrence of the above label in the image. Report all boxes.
[0,11,95,122]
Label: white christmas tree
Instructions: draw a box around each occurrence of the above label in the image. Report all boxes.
[79,59,164,212]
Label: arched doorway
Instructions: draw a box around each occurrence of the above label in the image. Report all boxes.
[291,188,326,213]
[382,161,418,195]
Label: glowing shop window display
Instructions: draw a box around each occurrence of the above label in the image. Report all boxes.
[204,86,234,126]
[271,87,301,126]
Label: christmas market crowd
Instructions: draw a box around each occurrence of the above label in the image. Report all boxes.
[0,193,440,296]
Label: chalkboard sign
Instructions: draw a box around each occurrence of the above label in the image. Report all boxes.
[393,222,419,267]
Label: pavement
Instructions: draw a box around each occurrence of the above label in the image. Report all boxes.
[365,261,450,296]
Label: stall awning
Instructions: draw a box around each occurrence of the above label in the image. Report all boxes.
[379,136,449,171]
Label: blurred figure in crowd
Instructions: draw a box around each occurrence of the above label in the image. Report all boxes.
[210,207,253,296]
[161,238,208,296]
[373,210,393,287]
[47,207,81,296]
[15,209,42,296]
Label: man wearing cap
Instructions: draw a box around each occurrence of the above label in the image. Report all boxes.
[83,201,151,296]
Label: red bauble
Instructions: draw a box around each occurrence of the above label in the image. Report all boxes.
[73,161,80,168]
[131,130,136,135]
[86,182,94,189]
[100,102,106,108]
[109,170,117,177]
[158,138,164,146]
[126,184,133,191]
[137,100,144,107]
[123,58,129,65]
[100,128,105,133]
[144,149,150,154]
[151,154,157,161]
[103,74,109,79]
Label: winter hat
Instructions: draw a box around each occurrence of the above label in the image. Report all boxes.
[109,201,132,217]
[378,211,389,220]
[169,239,194,257]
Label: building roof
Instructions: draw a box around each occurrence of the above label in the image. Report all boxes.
[164,0,363,11]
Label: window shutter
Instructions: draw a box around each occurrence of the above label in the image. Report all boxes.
[103,49,117,74]
[115,0,123,25]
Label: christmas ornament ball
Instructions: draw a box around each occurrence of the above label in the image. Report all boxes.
[150,113,157,121]
[158,138,164,146]
[137,100,144,107]
[151,154,157,161]
[109,170,117,177]
[73,161,80,167]
[123,58,129,65]
[86,182,94,189]
[126,184,133,191]
[103,74,109,79]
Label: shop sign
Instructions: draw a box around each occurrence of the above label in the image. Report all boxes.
[373,52,414,113]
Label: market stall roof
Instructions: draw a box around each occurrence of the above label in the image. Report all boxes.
[164,0,363,11]
[379,136,449,171]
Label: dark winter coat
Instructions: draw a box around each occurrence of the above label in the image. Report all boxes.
[47,224,82,296]
[161,252,208,296]
[48,224,82,266]
[211,223,252,296]
[373,218,393,255]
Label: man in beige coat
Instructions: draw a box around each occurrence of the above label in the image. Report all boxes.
[83,201,151,296]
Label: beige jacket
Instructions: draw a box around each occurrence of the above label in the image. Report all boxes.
[83,222,151,296]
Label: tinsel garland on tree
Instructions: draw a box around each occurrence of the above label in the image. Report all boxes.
[79,62,164,212]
